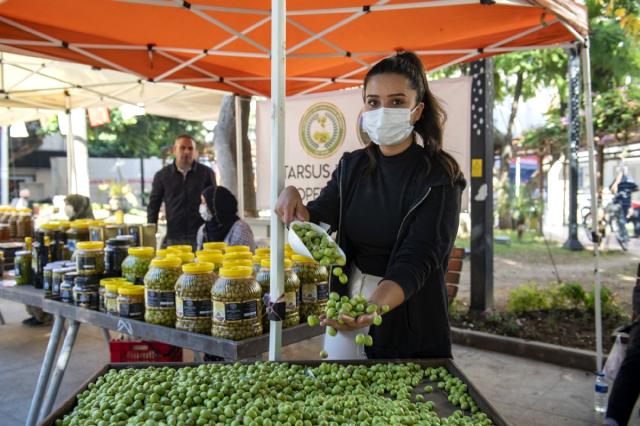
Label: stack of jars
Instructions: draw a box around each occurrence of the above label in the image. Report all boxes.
[71,241,105,310]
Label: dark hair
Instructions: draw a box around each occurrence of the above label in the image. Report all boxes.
[175,134,195,145]
[363,51,462,181]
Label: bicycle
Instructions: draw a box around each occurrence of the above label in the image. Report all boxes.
[581,202,629,251]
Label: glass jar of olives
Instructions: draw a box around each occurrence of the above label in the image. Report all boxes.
[121,247,154,284]
[14,250,32,285]
[60,272,78,303]
[75,241,105,276]
[257,259,300,329]
[51,266,75,300]
[292,255,329,321]
[99,277,127,312]
[66,220,91,253]
[73,275,100,310]
[211,266,262,340]
[105,281,125,315]
[175,262,216,334]
[144,257,182,327]
[117,284,145,319]
[104,238,130,277]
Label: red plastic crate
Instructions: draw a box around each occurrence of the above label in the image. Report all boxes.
[109,340,183,363]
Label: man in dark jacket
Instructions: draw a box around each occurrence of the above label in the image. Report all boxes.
[147,135,216,249]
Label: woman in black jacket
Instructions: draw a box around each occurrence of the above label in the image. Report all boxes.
[276,51,465,359]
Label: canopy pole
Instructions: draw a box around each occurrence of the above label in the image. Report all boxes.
[269,0,286,361]
[580,40,603,371]
[235,95,245,219]
[1,126,8,205]
[65,94,75,195]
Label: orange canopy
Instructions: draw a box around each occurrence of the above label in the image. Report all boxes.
[0,0,587,97]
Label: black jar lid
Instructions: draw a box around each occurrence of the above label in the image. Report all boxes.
[106,238,130,247]
[74,275,100,287]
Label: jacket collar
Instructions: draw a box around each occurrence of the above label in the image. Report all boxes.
[173,160,198,175]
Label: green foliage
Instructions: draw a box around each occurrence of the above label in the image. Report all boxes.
[507,283,552,315]
[552,282,587,309]
[584,286,621,316]
[593,86,640,143]
[592,0,640,40]
[87,109,207,158]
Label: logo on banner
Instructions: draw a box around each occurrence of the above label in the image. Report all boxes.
[299,102,346,158]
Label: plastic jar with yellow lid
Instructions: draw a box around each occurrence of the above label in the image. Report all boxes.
[211,266,262,340]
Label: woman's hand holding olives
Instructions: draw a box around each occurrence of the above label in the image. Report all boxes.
[321,312,376,331]
[276,186,310,225]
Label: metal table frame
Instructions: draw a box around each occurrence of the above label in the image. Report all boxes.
[0,283,323,426]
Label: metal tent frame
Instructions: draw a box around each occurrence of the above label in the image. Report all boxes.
[0,0,601,369]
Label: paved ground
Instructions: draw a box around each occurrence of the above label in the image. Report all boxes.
[2,298,639,426]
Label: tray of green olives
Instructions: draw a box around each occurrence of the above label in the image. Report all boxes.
[42,359,508,426]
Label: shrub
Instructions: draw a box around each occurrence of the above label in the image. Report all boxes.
[551,282,586,309]
[507,283,552,315]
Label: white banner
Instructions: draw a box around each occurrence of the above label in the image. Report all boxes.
[256,77,471,210]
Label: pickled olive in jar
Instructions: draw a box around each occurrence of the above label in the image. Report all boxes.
[121,247,154,284]
[256,259,300,330]
[144,257,181,326]
[117,285,145,319]
[73,275,100,310]
[105,281,125,315]
[75,241,105,276]
[175,262,216,334]
[14,250,32,285]
[292,255,329,321]
[211,266,262,340]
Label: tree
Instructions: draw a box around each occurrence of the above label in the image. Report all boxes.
[213,95,257,217]
[86,109,207,158]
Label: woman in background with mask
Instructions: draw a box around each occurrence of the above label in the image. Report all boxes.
[64,194,94,221]
[196,185,256,252]
[276,51,465,360]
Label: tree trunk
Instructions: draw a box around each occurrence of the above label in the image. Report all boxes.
[497,71,524,229]
[597,144,605,203]
[213,95,257,217]
[538,151,545,236]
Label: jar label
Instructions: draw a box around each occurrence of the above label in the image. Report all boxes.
[75,290,99,310]
[213,300,258,322]
[146,289,176,308]
[78,256,97,271]
[60,288,73,303]
[106,297,118,314]
[176,296,212,318]
[301,284,318,303]
[52,279,61,295]
[285,291,297,312]
[317,282,329,301]
[119,302,144,319]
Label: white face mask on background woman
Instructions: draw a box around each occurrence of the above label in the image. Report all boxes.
[361,106,418,146]
[64,204,75,219]
[199,204,213,222]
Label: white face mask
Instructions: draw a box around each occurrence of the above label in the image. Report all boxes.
[64,205,75,218]
[362,106,418,146]
[199,204,213,222]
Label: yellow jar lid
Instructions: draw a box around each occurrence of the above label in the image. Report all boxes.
[105,281,127,292]
[285,243,292,250]
[225,245,250,253]
[261,258,293,269]
[197,249,222,256]
[118,285,144,296]
[70,220,91,229]
[252,255,266,264]
[168,244,193,253]
[197,252,223,265]
[40,223,61,231]
[150,257,182,269]
[76,241,104,251]
[219,266,253,279]
[177,252,196,264]
[100,277,127,286]
[58,220,70,229]
[18,208,32,213]
[89,220,104,227]
[182,261,214,274]
[223,251,253,261]
[255,247,270,256]
[128,247,155,257]
[223,259,253,267]
[203,242,227,251]
[155,248,180,258]
[291,254,315,264]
